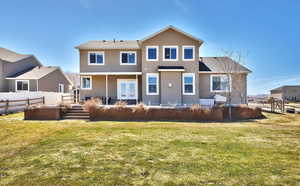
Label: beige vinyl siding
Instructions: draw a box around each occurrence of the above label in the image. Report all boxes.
[80,49,142,73]
[199,73,248,104]
[38,69,70,93]
[141,28,201,105]
[80,75,142,101]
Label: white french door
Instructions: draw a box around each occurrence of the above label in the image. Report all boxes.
[117,79,137,100]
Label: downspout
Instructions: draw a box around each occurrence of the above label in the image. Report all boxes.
[36,79,39,92]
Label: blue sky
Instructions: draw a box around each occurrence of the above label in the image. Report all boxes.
[0,0,299,94]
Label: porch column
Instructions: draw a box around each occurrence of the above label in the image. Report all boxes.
[136,74,138,104]
[105,75,108,105]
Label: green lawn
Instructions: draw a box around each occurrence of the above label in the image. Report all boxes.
[0,112,299,185]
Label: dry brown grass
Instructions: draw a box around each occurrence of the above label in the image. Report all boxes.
[83,98,102,112]
[114,100,127,108]
[132,102,148,113]
[190,104,202,112]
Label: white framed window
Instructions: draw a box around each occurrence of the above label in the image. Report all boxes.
[120,51,136,65]
[81,76,92,90]
[58,84,64,93]
[146,73,159,95]
[163,46,178,61]
[182,73,195,95]
[88,52,105,65]
[16,80,29,92]
[210,75,231,92]
[182,45,195,61]
[146,46,159,61]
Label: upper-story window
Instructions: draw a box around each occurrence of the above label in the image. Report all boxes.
[163,46,178,61]
[120,51,136,65]
[210,75,231,92]
[183,46,195,61]
[146,46,159,61]
[88,52,105,65]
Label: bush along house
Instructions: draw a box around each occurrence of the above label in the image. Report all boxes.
[75,25,251,106]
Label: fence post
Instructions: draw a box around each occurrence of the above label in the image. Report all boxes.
[5,100,9,115]
[27,98,30,107]
[61,95,64,104]
[42,96,45,105]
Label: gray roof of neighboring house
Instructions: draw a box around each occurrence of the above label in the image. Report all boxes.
[271,85,300,92]
[75,40,140,50]
[199,57,252,73]
[7,66,59,80]
[0,47,32,62]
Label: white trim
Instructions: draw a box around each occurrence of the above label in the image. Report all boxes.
[146,73,159,95]
[210,74,231,93]
[88,51,105,65]
[81,76,92,90]
[117,79,138,100]
[15,80,30,92]
[158,69,185,72]
[120,51,137,65]
[182,45,195,61]
[182,73,195,95]
[163,45,178,61]
[58,83,64,93]
[80,72,142,75]
[146,46,159,61]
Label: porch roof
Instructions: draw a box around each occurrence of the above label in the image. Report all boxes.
[80,72,142,75]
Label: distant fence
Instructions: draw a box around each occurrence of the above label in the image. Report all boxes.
[0,97,44,115]
[0,92,71,114]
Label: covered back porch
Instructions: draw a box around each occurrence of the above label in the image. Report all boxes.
[80,72,142,105]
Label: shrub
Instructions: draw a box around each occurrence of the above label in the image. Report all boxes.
[190,104,202,112]
[83,98,102,112]
[132,102,148,113]
[114,101,127,108]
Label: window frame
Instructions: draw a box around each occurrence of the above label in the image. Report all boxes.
[182,73,195,95]
[120,51,137,65]
[146,73,159,95]
[182,45,195,61]
[88,51,105,65]
[146,46,159,61]
[163,45,178,61]
[15,80,29,92]
[58,83,64,93]
[210,74,231,93]
[81,76,92,90]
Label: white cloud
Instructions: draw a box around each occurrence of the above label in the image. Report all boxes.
[174,0,188,12]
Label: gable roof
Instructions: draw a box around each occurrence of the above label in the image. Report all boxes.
[75,40,140,50]
[6,66,73,85]
[199,57,252,73]
[0,47,32,62]
[140,25,204,44]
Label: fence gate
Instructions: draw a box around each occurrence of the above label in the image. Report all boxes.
[270,98,285,113]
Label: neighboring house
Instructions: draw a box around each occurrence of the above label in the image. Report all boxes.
[270,86,300,101]
[76,25,251,105]
[0,47,72,93]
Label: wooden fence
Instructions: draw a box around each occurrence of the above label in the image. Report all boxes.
[61,94,79,104]
[0,97,45,115]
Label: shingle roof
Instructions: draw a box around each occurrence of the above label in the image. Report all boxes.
[7,66,58,80]
[0,47,31,62]
[199,57,252,73]
[75,40,140,50]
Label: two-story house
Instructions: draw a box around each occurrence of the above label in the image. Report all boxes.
[76,25,251,105]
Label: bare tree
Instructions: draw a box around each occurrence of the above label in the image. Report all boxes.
[216,50,249,120]
[65,71,80,89]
